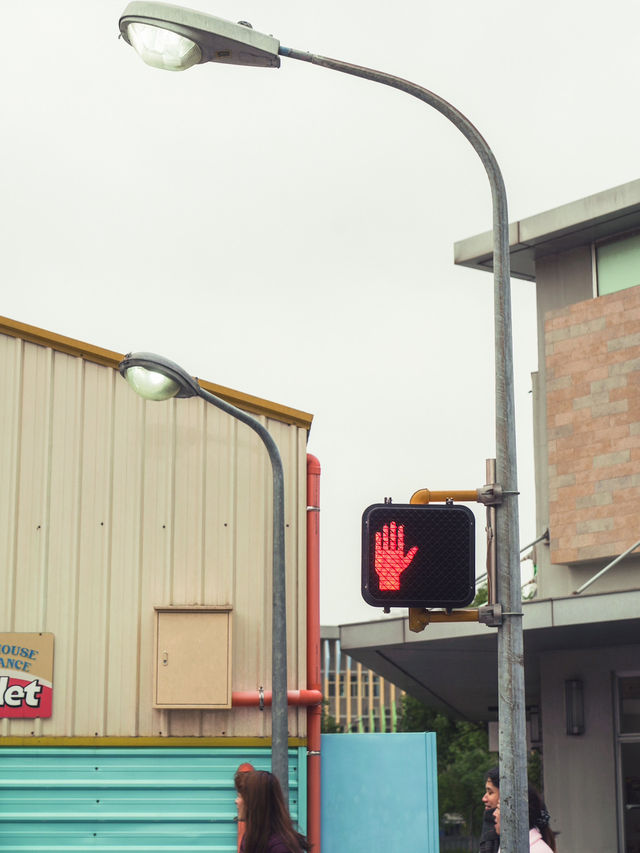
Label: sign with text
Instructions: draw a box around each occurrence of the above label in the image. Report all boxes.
[0,633,54,718]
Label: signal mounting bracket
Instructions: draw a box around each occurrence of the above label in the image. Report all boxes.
[408,602,502,632]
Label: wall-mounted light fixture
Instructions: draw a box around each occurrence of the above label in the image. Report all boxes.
[565,679,585,735]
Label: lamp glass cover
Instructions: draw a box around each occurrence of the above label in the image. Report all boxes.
[125,365,180,401]
[127,22,202,71]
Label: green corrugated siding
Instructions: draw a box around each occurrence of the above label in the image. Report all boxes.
[0,747,305,851]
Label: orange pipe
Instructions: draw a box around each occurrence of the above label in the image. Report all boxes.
[231,689,322,707]
[306,454,322,853]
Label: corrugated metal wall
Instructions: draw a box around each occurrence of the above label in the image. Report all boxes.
[0,746,306,851]
[0,332,309,738]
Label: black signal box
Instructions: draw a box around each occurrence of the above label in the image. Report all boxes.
[361,503,475,609]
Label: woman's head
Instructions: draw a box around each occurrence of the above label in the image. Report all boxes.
[241,770,288,824]
[234,770,308,853]
[482,767,500,810]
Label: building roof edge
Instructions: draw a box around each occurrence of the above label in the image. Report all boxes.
[454,178,640,281]
[0,314,313,430]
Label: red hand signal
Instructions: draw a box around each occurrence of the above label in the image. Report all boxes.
[374,521,418,590]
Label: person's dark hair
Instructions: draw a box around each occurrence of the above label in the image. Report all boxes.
[528,784,556,852]
[479,768,501,853]
[236,770,310,853]
[485,766,500,788]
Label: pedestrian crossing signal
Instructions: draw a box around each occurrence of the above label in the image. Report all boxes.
[361,503,475,608]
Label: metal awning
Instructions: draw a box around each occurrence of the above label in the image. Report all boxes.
[340,588,640,720]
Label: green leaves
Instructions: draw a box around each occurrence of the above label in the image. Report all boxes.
[399,694,496,836]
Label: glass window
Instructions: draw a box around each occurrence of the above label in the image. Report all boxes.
[597,233,640,296]
[350,674,358,698]
[620,676,640,734]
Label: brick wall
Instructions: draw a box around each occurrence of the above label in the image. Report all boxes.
[546,285,640,564]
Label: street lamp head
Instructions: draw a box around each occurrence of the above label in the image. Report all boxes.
[118,352,200,400]
[119,2,280,71]
[125,21,201,71]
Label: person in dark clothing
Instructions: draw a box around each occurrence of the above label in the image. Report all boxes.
[235,769,311,853]
[479,766,500,853]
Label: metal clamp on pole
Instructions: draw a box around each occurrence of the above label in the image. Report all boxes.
[477,483,503,505]
[478,603,503,626]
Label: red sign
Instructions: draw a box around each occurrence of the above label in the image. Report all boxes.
[0,633,54,718]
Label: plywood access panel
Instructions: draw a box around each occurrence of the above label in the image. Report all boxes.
[154,607,232,709]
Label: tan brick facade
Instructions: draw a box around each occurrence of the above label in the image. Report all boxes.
[546,285,640,564]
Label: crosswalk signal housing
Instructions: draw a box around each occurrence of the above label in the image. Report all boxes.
[361,503,475,609]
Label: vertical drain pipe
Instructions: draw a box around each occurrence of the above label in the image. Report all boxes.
[306,454,322,852]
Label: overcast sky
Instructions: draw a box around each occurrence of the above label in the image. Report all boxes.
[3,0,639,625]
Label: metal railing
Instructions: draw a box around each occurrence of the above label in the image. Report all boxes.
[573,537,640,595]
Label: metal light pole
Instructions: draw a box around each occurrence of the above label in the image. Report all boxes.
[118,352,290,801]
[296,56,527,852]
[117,7,528,848]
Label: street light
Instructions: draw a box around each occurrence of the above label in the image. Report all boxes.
[118,352,290,799]
[118,6,528,849]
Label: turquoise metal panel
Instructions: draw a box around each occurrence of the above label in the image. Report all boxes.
[0,747,302,851]
[321,732,439,852]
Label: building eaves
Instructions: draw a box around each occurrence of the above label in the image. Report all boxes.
[454,178,640,282]
[339,588,640,720]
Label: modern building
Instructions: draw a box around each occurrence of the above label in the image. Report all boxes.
[321,626,403,733]
[0,316,318,851]
[341,179,640,853]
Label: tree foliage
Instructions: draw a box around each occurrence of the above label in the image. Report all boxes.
[398,694,496,836]
[472,584,489,606]
[320,700,343,733]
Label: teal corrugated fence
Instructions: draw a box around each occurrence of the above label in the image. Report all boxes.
[0,747,305,851]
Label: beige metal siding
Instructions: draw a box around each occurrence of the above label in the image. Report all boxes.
[0,333,308,738]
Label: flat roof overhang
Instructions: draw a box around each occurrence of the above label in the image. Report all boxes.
[340,588,640,721]
[454,178,640,282]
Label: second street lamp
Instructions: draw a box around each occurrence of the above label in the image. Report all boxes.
[118,352,290,800]
[118,6,528,850]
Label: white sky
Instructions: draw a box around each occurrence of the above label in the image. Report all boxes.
[2,0,639,625]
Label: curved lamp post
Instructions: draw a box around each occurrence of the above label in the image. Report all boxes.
[118,6,528,849]
[118,352,289,799]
